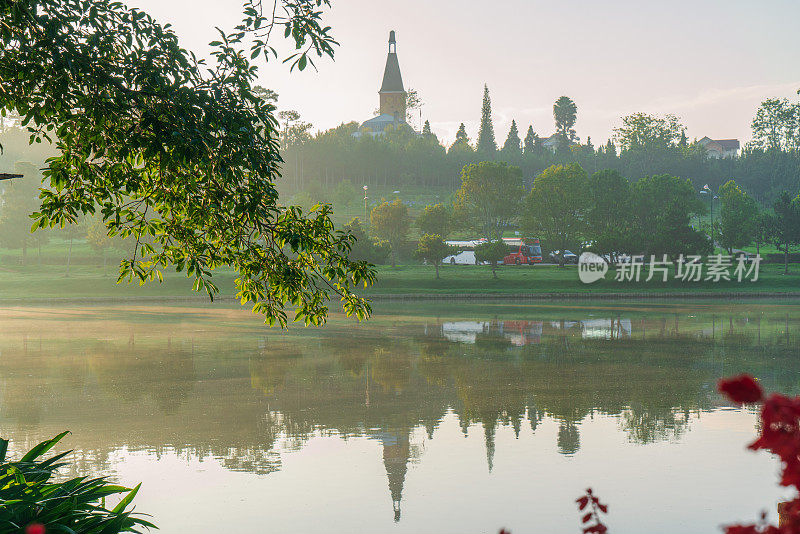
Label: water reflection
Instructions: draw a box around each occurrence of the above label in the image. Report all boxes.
[0,301,798,527]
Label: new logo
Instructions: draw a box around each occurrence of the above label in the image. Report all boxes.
[578,252,608,284]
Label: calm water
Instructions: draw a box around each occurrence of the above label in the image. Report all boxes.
[1,300,799,533]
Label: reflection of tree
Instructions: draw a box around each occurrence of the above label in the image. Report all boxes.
[2,305,800,521]
[620,406,690,444]
[557,421,580,456]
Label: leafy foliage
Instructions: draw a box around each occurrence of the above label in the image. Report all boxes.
[629,174,710,258]
[585,169,631,260]
[474,240,507,278]
[553,96,578,145]
[750,98,800,152]
[413,234,453,278]
[0,431,153,533]
[716,375,800,533]
[454,161,523,240]
[370,198,411,267]
[719,179,759,253]
[342,217,390,265]
[769,191,800,274]
[0,0,375,326]
[613,113,684,152]
[523,163,588,264]
[416,203,452,239]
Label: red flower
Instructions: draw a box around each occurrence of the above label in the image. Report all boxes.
[25,524,46,534]
[719,375,763,404]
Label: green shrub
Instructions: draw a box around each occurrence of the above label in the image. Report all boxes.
[0,431,154,533]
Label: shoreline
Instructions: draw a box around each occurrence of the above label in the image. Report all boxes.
[0,291,798,306]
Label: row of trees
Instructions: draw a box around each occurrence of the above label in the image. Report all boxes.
[274,90,800,206]
[345,160,800,277]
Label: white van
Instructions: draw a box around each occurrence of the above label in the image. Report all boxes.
[443,239,489,265]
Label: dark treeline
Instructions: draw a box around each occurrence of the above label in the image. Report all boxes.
[281,125,799,205]
[277,91,800,206]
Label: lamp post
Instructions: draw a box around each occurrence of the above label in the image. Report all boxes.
[700,185,719,251]
[363,185,368,222]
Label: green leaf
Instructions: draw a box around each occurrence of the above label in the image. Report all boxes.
[112,483,142,514]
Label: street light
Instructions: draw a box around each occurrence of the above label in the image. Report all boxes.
[700,185,719,251]
[363,185,368,222]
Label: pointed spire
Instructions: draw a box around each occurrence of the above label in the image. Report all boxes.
[382,431,411,522]
[380,30,405,93]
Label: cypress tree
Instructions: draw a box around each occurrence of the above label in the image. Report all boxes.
[502,119,522,156]
[455,123,469,143]
[523,125,536,154]
[477,84,497,155]
[449,123,473,153]
[422,120,432,135]
[679,129,688,148]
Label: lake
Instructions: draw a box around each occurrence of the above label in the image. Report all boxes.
[1,300,798,533]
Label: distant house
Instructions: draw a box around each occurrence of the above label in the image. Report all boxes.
[698,137,740,159]
[540,133,579,153]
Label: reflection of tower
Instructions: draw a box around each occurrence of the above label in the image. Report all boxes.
[381,431,411,522]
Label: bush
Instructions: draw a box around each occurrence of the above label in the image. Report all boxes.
[0,431,153,533]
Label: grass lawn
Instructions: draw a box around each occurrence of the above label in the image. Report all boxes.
[364,263,800,296]
[0,238,798,301]
[1,256,798,301]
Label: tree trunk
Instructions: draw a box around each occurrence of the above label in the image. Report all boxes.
[491,262,497,279]
[785,246,789,275]
[434,262,439,279]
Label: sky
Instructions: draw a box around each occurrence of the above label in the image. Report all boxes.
[129,0,800,147]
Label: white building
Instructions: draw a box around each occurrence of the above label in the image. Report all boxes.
[698,137,740,159]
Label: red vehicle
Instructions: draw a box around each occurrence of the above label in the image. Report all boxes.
[502,238,543,265]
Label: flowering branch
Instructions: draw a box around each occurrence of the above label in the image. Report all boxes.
[577,488,609,533]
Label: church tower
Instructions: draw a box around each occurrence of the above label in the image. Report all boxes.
[379,30,407,123]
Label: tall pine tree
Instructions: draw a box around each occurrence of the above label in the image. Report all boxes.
[523,125,538,154]
[450,122,473,153]
[455,123,469,143]
[502,120,522,156]
[477,84,497,155]
[422,120,432,135]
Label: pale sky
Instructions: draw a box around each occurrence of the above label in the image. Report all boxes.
[130,0,800,147]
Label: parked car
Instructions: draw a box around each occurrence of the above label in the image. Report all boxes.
[548,250,578,264]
